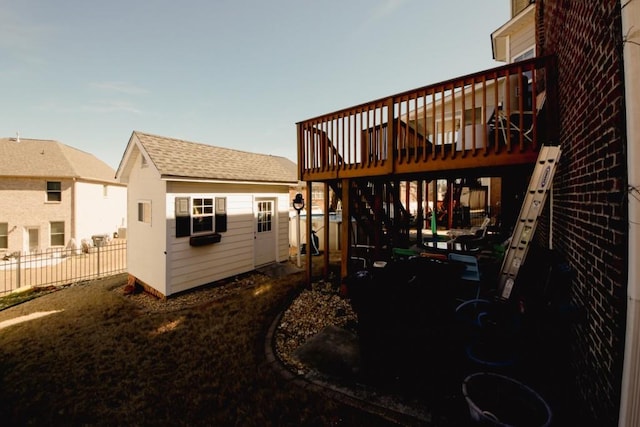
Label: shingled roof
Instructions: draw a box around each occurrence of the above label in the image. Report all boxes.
[0,137,118,183]
[129,131,298,184]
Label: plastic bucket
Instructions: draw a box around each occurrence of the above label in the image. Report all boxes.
[462,372,552,426]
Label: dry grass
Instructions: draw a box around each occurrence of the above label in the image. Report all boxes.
[0,271,394,426]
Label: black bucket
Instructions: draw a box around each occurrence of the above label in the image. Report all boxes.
[462,372,552,426]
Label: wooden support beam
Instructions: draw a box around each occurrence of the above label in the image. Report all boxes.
[340,178,351,281]
[305,182,313,285]
[416,179,423,242]
[323,182,330,278]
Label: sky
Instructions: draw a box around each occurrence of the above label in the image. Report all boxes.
[1,0,509,170]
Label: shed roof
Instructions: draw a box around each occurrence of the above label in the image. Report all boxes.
[0,137,119,183]
[130,131,298,184]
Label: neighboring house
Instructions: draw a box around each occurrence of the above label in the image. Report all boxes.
[115,131,298,297]
[0,136,127,256]
[296,0,639,424]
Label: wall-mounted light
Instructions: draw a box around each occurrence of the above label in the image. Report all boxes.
[292,193,305,212]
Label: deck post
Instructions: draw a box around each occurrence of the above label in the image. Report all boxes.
[305,183,313,285]
[340,178,351,282]
[386,98,395,173]
[323,182,330,278]
[416,179,424,242]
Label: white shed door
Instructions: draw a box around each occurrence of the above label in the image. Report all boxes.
[254,198,276,267]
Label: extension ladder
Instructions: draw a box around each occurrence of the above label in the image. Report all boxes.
[498,145,562,301]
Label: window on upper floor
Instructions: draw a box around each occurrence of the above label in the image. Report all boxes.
[0,222,7,249]
[47,181,61,202]
[50,221,65,246]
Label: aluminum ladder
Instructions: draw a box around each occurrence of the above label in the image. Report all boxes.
[498,145,562,301]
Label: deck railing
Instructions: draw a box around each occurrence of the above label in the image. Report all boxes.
[297,56,556,181]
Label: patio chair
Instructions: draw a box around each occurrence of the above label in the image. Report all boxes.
[448,252,483,302]
[490,90,546,146]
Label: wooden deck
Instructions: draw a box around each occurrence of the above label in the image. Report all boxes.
[297,56,556,182]
[295,56,557,282]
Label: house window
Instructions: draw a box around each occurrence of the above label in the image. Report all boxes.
[513,47,535,63]
[47,181,61,202]
[0,223,7,249]
[138,201,151,224]
[192,198,213,234]
[103,185,108,198]
[464,107,482,126]
[50,221,65,246]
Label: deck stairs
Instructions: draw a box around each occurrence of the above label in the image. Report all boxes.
[329,179,415,258]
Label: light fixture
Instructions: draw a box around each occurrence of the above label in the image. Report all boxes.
[292,193,305,212]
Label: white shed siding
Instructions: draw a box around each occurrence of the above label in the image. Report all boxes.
[126,152,168,294]
[74,181,126,242]
[164,181,291,295]
[167,193,254,294]
[276,192,291,261]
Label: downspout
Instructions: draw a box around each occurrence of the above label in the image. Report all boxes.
[619,0,640,425]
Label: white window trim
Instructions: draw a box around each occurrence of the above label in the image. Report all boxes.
[50,221,65,247]
[46,181,62,203]
[0,222,8,249]
[191,197,214,235]
[137,200,152,225]
[512,45,536,63]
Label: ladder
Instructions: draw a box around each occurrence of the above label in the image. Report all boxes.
[498,145,562,301]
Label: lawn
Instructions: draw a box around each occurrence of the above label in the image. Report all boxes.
[0,271,395,426]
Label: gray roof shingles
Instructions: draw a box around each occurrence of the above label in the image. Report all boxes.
[133,131,298,184]
[0,137,118,182]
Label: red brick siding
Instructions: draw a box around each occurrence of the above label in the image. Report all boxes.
[537,0,627,424]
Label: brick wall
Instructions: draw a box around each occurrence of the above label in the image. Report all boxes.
[537,0,628,423]
[0,177,73,254]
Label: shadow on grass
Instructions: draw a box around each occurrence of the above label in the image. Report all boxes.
[0,271,395,426]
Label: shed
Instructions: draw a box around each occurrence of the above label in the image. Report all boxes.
[116,131,298,297]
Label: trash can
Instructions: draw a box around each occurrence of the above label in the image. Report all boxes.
[462,372,552,426]
[91,235,107,247]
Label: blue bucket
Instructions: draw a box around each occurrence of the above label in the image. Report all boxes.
[462,372,552,426]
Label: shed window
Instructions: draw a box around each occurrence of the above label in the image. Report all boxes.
[50,221,65,246]
[192,198,214,234]
[47,181,61,202]
[138,201,151,224]
[257,201,273,233]
[0,222,7,249]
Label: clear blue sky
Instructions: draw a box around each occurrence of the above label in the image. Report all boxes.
[1,0,508,170]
